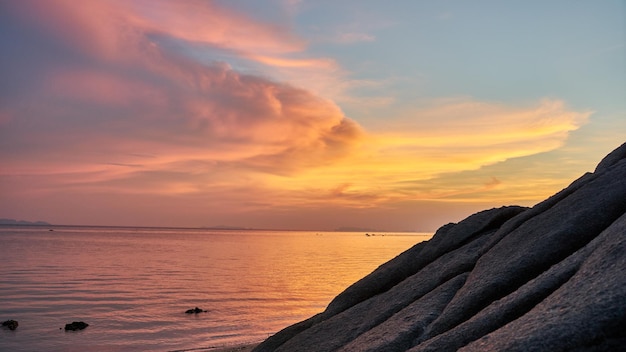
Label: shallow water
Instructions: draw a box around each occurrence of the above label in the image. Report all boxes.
[0,226,431,351]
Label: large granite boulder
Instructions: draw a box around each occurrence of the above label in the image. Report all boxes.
[254,142,626,352]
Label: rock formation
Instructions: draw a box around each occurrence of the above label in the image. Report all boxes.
[254,142,626,352]
[186,307,206,314]
[2,320,18,330]
[64,321,89,331]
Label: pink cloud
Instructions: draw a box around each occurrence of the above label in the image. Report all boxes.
[246,55,338,69]
[1,0,363,181]
[128,0,305,54]
[43,69,168,108]
[8,0,305,61]
[7,1,134,61]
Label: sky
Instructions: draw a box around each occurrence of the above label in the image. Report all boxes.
[0,0,624,231]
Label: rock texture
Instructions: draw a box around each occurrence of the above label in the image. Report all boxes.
[254,142,626,352]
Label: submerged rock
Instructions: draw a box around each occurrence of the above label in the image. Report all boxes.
[254,142,626,352]
[185,307,206,314]
[2,320,18,330]
[64,321,89,331]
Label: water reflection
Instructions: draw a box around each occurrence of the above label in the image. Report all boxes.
[0,227,431,351]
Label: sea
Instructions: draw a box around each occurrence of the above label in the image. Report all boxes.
[0,226,432,352]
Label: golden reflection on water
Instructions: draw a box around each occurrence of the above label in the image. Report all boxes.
[0,228,431,351]
[192,231,434,324]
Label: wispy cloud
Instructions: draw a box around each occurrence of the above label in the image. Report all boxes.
[333,32,376,44]
[245,54,338,69]
[252,98,590,207]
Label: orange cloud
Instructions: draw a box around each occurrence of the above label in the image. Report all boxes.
[246,55,338,69]
[367,99,590,171]
[249,99,590,208]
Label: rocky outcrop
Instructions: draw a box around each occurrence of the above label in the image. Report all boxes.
[185,307,206,314]
[254,142,626,352]
[2,320,18,330]
[64,321,89,331]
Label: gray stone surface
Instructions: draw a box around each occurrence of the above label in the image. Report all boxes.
[253,142,626,352]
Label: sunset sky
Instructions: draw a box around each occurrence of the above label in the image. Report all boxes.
[1,0,624,231]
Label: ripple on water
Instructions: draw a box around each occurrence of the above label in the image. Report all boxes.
[0,227,430,351]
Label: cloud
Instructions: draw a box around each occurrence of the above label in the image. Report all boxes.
[334,32,376,43]
[0,0,364,197]
[3,60,363,175]
[368,98,590,170]
[484,177,502,189]
[6,0,304,60]
[260,98,590,207]
[129,0,305,53]
[245,55,338,69]
[0,0,592,228]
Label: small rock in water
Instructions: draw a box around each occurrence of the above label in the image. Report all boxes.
[185,307,206,314]
[64,321,89,331]
[2,320,18,330]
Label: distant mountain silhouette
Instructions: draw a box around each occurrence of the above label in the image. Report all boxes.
[0,218,51,226]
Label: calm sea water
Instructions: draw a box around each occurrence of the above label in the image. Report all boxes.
[0,226,431,351]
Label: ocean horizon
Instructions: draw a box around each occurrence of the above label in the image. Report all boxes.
[0,226,431,351]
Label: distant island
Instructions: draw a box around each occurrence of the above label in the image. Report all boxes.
[0,218,51,226]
